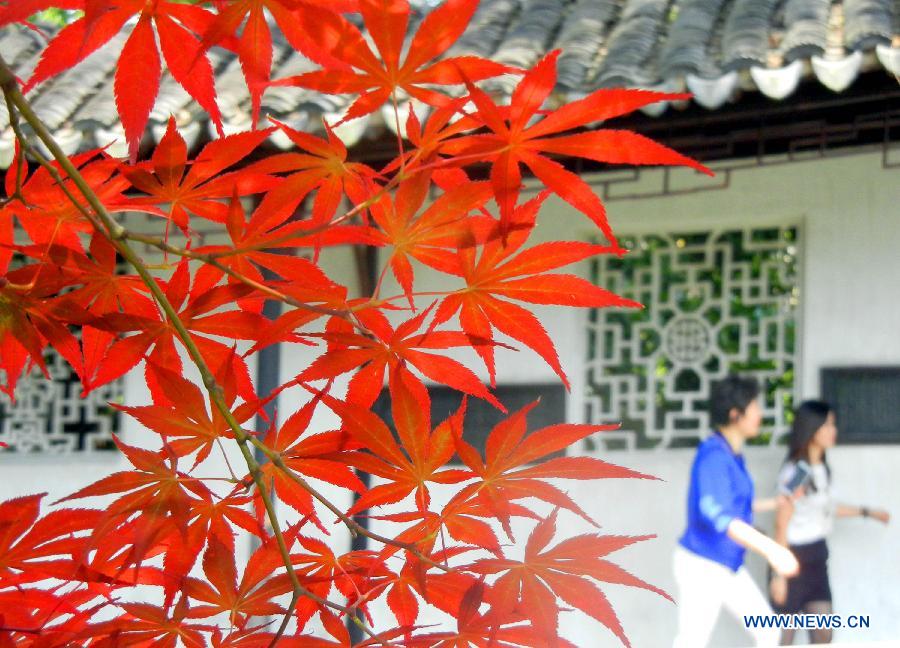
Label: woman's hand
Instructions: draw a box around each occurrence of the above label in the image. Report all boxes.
[870,508,891,524]
[767,544,800,577]
[770,574,788,607]
[726,519,800,576]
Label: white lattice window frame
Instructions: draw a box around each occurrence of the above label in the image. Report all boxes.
[582,216,805,451]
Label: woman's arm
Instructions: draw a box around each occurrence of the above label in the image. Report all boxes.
[753,497,777,513]
[835,504,890,523]
[774,494,794,546]
[726,518,799,577]
[769,494,795,605]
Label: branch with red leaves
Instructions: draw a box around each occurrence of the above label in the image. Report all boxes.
[0,1,713,645]
[1,55,382,644]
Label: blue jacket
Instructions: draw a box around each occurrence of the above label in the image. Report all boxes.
[678,431,754,571]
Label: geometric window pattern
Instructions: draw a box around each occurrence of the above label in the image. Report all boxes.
[0,344,122,453]
[584,226,800,450]
[0,219,166,455]
[0,211,221,455]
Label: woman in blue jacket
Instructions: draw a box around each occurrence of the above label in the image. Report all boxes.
[673,375,799,648]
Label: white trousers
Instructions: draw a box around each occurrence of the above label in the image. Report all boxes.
[672,545,780,648]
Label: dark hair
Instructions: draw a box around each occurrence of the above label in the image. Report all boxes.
[709,374,760,427]
[787,400,833,484]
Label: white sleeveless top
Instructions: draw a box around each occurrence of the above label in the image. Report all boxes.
[777,461,834,546]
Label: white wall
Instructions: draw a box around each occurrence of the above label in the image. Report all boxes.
[367,148,900,646]
[2,149,898,645]
[553,149,900,646]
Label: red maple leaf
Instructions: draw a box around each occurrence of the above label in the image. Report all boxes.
[114,360,269,467]
[323,366,470,514]
[210,627,346,648]
[61,233,155,318]
[254,393,365,524]
[469,510,671,647]
[369,171,495,306]
[16,233,156,395]
[0,587,103,644]
[196,0,359,125]
[273,0,516,123]
[89,260,266,400]
[450,400,651,537]
[0,259,85,399]
[431,192,638,387]
[85,597,213,647]
[407,579,577,648]
[120,118,277,236]
[4,150,140,253]
[376,549,482,631]
[0,494,101,586]
[298,304,501,409]
[247,118,378,230]
[20,1,224,160]
[291,536,391,631]
[440,51,712,244]
[183,535,290,626]
[57,437,213,574]
[189,193,360,318]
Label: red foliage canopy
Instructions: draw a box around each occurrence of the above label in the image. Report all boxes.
[0,0,710,645]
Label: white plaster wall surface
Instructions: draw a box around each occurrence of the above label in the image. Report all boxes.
[366,149,900,646]
[1,150,898,645]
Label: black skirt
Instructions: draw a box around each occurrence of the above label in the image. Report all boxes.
[772,538,833,614]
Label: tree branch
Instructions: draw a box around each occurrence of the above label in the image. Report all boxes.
[248,434,450,573]
[0,55,376,644]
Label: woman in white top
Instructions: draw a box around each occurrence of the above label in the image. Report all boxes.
[770,400,890,644]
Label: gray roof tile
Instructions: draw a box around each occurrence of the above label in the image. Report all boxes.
[596,0,668,87]
[554,0,618,90]
[659,0,729,79]
[844,0,894,50]
[781,0,830,62]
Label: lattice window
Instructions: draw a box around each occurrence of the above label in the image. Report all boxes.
[0,345,123,453]
[584,225,800,450]
[0,344,123,453]
[1,246,125,454]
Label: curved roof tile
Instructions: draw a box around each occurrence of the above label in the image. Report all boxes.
[659,0,729,79]
[721,0,781,71]
[554,0,618,90]
[781,0,830,62]
[595,0,667,87]
[844,0,894,50]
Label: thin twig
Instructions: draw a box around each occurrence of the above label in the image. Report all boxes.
[1,94,27,205]
[214,436,241,484]
[248,435,450,573]
[122,230,352,320]
[205,134,429,261]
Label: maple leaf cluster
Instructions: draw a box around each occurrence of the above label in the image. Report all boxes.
[0,0,712,645]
